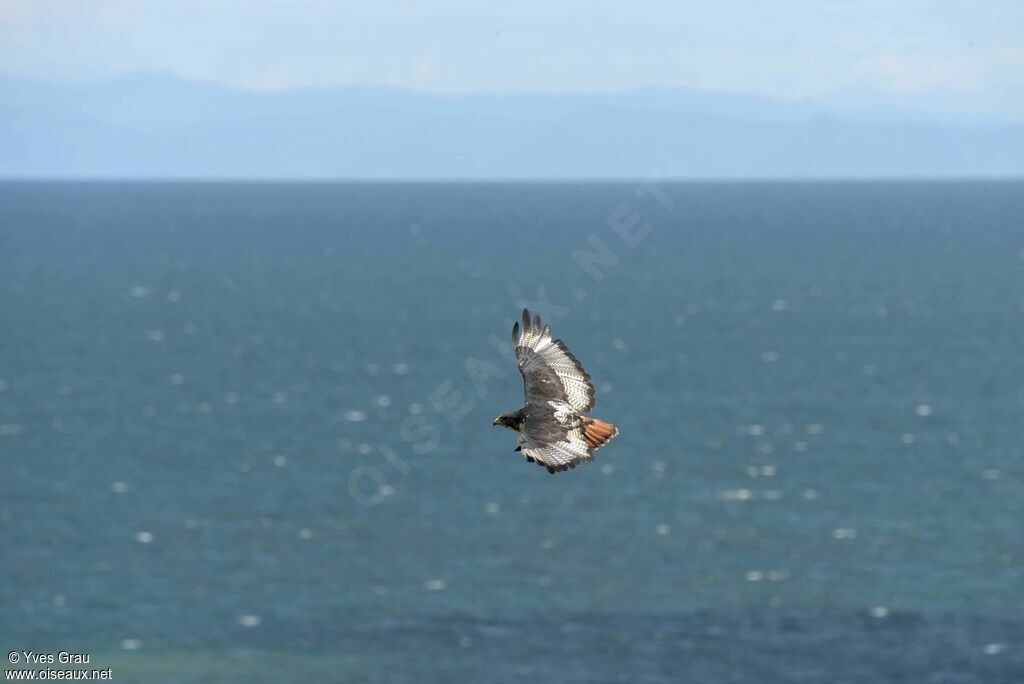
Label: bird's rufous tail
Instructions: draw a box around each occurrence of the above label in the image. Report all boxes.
[582,417,619,450]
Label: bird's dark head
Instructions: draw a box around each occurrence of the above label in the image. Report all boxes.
[493,411,524,432]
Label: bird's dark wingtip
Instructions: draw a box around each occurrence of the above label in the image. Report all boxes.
[522,308,531,331]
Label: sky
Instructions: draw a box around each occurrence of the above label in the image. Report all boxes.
[1,1,1023,118]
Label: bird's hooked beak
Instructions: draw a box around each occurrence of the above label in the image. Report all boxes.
[493,412,521,432]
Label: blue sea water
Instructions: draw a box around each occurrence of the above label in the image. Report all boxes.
[1,181,1023,683]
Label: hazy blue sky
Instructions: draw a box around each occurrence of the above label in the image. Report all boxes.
[2,1,1023,116]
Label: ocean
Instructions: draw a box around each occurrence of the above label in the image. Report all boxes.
[1,181,1022,683]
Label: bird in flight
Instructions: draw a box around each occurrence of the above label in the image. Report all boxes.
[493,309,619,474]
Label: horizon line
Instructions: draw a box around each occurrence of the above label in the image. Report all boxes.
[3,175,1023,185]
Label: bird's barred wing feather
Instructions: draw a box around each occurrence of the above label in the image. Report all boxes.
[518,424,594,474]
[513,309,595,413]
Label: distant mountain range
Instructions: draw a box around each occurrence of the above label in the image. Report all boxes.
[2,73,1022,179]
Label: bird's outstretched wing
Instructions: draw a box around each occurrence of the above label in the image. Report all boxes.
[513,308,595,413]
[520,428,593,471]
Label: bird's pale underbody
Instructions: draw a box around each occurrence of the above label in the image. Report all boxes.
[493,308,619,474]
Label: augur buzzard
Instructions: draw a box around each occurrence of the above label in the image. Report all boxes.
[493,309,619,474]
